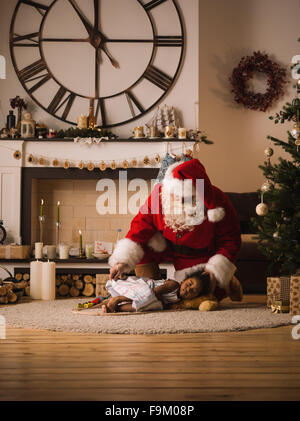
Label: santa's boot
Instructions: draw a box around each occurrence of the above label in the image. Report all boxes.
[135,262,161,280]
[229,276,243,302]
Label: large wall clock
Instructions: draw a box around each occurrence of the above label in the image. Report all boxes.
[10,0,185,128]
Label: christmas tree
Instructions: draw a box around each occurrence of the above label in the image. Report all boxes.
[251,98,300,276]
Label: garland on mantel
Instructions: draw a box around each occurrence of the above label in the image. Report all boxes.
[56,127,117,139]
[0,142,195,171]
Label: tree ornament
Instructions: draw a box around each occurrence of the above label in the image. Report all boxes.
[27,154,34,163]
[87,162,95,171]
[13,150,21,160]
[63,160,71,169]
[291,124,300,139]
[78,161,85,170]
[131,158,138,167]
[261,181,272,192]
[256,203,269,216]
[122,160,129,169]
[52,158,59,167]
[110,161,117,170]
[38,157,45,166]
[154,154,161,164]
[273,231,280,238]
[143,156,150,165]
[295,135,300,146]
[99,161,107,171]
[264,147,274,157]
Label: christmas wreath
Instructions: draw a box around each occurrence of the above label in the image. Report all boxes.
[229,51,287,112]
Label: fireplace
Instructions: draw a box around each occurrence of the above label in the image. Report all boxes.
[22,167,159,247]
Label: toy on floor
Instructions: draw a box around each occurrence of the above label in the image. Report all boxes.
[76,295,110,310]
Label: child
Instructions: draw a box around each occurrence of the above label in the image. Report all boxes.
[102,270,211,313]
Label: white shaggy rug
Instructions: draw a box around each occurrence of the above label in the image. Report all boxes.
[0,298,292,334]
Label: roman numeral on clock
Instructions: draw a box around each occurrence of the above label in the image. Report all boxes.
[143,0,168,11]
[47,87,76,119]
[95,99,107,127]
[20,0,51,16]
[18,59,52,94]
[125,91,145,117]
[154,35,183,47]
[12,32,40,47]
[144,65,172,91]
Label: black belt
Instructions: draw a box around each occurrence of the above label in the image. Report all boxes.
[167,240,209,256]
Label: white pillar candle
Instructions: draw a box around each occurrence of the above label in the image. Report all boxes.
[47,245,56,259]
[59,244,69,259]
[41,261,56,300]
[30,260,43,300]
[35,242,43,259]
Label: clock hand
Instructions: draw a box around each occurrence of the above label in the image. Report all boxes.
[94,0,99,31]
[100,44,120,69]
[68,0,96,41]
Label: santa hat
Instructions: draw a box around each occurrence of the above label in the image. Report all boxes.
[162,159,225,223]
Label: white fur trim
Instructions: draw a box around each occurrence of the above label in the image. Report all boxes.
[108,238,144,272]
[147,231,167,253]
[205,254,236,288]
[174,263,206,284]
[207,207,225,222]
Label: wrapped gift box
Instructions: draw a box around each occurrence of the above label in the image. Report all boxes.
[0,245,31,260]
[267,276,290,308]
[290,275,300,315]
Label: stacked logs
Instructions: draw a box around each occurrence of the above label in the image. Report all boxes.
[55,274,96,298]
[0,273,29,304]
[0,272,97,303]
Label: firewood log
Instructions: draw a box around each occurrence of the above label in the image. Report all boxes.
[56,277,62,287]
[83,275,93,284]
[58,284,70,297]
[23,273,30,281]
[25,286,30,296]
[92,277,96,285]
[72,274,80,281]
[61,275,68,282]
[13,281,28,290]
[64,278,74,287]
[82,283,95,297]
[70,286,80,297]
[15,273,23,282]
[75,279,84,290]
[7,291,18,303]
[0,286,7,296]
[0,296,9,304]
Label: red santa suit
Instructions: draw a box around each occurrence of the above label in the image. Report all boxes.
[109,159,241,298]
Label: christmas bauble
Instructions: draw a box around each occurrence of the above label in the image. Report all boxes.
[264,147,274,157]
[273,231,279,238]
[261,181,271,192]
[256,203,269,216]
[295,136,300,146]
[291,124,300,139]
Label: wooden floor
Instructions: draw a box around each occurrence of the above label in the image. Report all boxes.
[0,295,299,401]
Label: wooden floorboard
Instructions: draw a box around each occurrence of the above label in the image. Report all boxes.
[0,294,299,401]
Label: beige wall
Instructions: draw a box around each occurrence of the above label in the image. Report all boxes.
[1,0,299,193]
[197,0,299,192]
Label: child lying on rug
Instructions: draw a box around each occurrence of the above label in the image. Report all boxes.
[102,270,211,313]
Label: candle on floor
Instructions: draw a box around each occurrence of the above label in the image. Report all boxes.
[41,260,56,300]
[30,260,43,299]
[56,201,60,223]
[35,242,43,259]
[40,199,44,217]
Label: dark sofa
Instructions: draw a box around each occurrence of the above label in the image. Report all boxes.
[226,192,272,294]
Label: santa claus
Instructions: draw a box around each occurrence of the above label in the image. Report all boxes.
[109,158,242,302]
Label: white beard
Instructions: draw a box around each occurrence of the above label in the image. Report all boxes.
[161,189,205,233]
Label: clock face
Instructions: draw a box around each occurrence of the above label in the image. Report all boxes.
[10,0,185,128]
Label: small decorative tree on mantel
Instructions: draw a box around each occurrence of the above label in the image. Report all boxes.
[251,98,300,276]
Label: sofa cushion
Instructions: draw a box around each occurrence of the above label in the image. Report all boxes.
[225,192,260,234]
